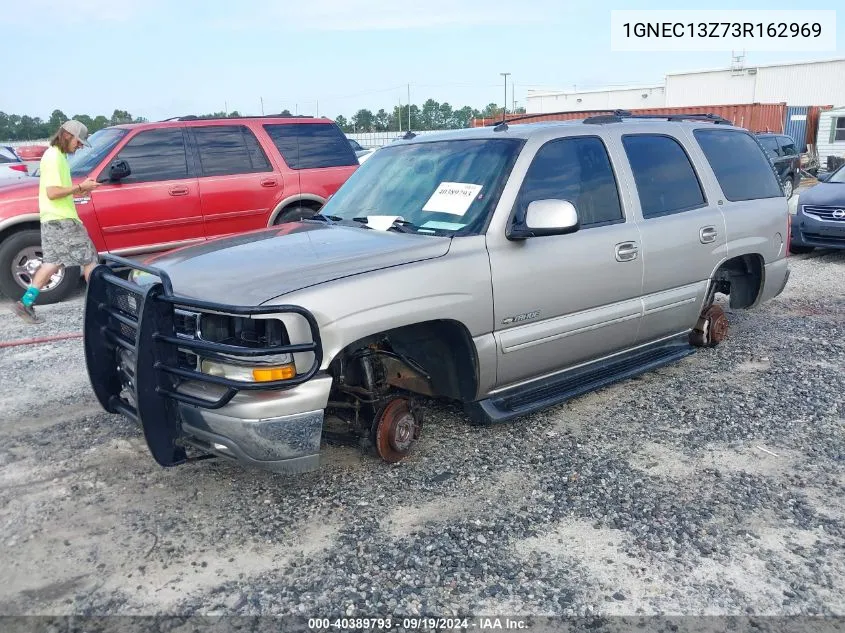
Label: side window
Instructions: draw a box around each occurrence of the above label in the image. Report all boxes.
[758,136,781,158]
[515,136,624,228]
[263,123,358,170]
[622,134,706,219]
[115,128,189,184]
[192,125,271,176]
[778,136,797,156]
[693,129,783,201]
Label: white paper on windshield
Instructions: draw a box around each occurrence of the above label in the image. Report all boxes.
[422,182,483,216]
[420,220,466,231]
[363,215,402,230]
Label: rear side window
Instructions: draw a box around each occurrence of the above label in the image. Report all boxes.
[192,125,272,176]
[778,136,797,156]
[263,123,358,170]
[758,136,781,158]
[115,128,189,183]
[516,136,624,227]
[694,129,783,201]
[622,135,706,218]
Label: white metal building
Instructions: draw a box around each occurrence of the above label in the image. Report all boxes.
[664,58,845,107]
[526,57,845,114]
[525,85,665,114]
[816,107,845,169]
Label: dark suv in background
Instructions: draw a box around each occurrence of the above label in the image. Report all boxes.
[756,132,801,199]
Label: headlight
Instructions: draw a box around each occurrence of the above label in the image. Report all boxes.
[788,193,799,215]
[197,315,295,382]
[200,314,287,348]
[200,359,295,382]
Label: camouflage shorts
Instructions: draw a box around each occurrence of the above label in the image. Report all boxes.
[40,219,99,268]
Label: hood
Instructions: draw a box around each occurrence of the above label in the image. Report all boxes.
[140,222,452,305]
[799,182,845,208]
[0,178,39,202]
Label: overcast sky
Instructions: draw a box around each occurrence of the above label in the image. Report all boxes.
[1,0,841,121]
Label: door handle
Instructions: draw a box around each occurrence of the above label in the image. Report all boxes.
[169,186,189,196]
[615,241,639,262]
[700,226,718,244]
[260,178,278,187]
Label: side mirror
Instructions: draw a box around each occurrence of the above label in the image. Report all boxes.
[816,172,831,182]
[108,159,131,182]
[507,199,580,240]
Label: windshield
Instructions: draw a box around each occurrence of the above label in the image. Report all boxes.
[828,165,845,183]
[32,128,128,178]
[320,138,524,235]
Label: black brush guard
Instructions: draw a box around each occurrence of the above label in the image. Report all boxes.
[84,254,323,467]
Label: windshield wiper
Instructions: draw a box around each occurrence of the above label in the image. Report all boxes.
[301,212,340,223]
[352,216,418,233]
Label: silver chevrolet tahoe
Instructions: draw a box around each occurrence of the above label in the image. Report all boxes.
[83,112,791,474]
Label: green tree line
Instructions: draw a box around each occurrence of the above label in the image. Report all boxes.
[1,99,527,141]
[335,99,524,133]
[0,109,150,141]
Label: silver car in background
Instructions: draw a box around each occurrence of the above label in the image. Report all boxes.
[0,146,29,181]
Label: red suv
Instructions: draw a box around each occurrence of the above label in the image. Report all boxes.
[0,116,359,303]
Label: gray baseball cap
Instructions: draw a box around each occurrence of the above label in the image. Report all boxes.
[60,119,91,147]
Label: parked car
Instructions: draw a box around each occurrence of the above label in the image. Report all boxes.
[756,132,801,198]
[13,144,48,162]
[348,137,376,163]
[83,113,790,475]
[0,146,29,181]
[789,163,845,253]
[0,116,358,303]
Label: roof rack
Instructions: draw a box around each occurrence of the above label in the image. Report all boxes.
[583,110,733,125]
[157,114,318,122]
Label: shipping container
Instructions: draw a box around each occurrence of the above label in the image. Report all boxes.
[785,106,810,151]
[472,103,787,134]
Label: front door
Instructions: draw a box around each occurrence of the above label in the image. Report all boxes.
[487,134,643,388]
[90,127,204,253]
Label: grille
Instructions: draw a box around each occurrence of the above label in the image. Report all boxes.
[107,285,141,317]
[802,232,845,244]
[803,206,845,222]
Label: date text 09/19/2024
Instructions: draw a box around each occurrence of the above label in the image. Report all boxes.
[307,617,529,630]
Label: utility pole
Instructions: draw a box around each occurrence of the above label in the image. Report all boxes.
[260,97,264,115]
[407,84,411,131]
[316,99,319,117]
[500,73,510,122]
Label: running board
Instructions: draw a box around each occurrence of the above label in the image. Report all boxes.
[464,336,695,425]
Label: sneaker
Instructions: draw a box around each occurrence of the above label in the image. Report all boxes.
[13,301,43,324]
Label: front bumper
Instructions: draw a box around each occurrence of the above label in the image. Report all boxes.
[83,255,326,474]
[791,213,845,250]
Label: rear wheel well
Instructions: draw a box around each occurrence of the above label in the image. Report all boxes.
[710,254,765,309]
[272,199,323,225]
[330,320,479,402]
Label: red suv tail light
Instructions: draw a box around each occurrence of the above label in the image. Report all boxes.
[9,164,28,173]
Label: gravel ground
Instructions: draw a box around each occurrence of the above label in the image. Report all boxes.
[0,250,843,622]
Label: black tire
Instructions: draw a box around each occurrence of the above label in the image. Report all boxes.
[0,229,80,305]
[274,205,318,224]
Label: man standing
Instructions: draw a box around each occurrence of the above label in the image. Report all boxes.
[14,120,100,324]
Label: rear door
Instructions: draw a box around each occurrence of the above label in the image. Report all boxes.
[262,122,358,204]
[692,128,787,275]
[90,127,204,253]
[188,124,283,239]
[616,131,727,345]
[488,134,643,388]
